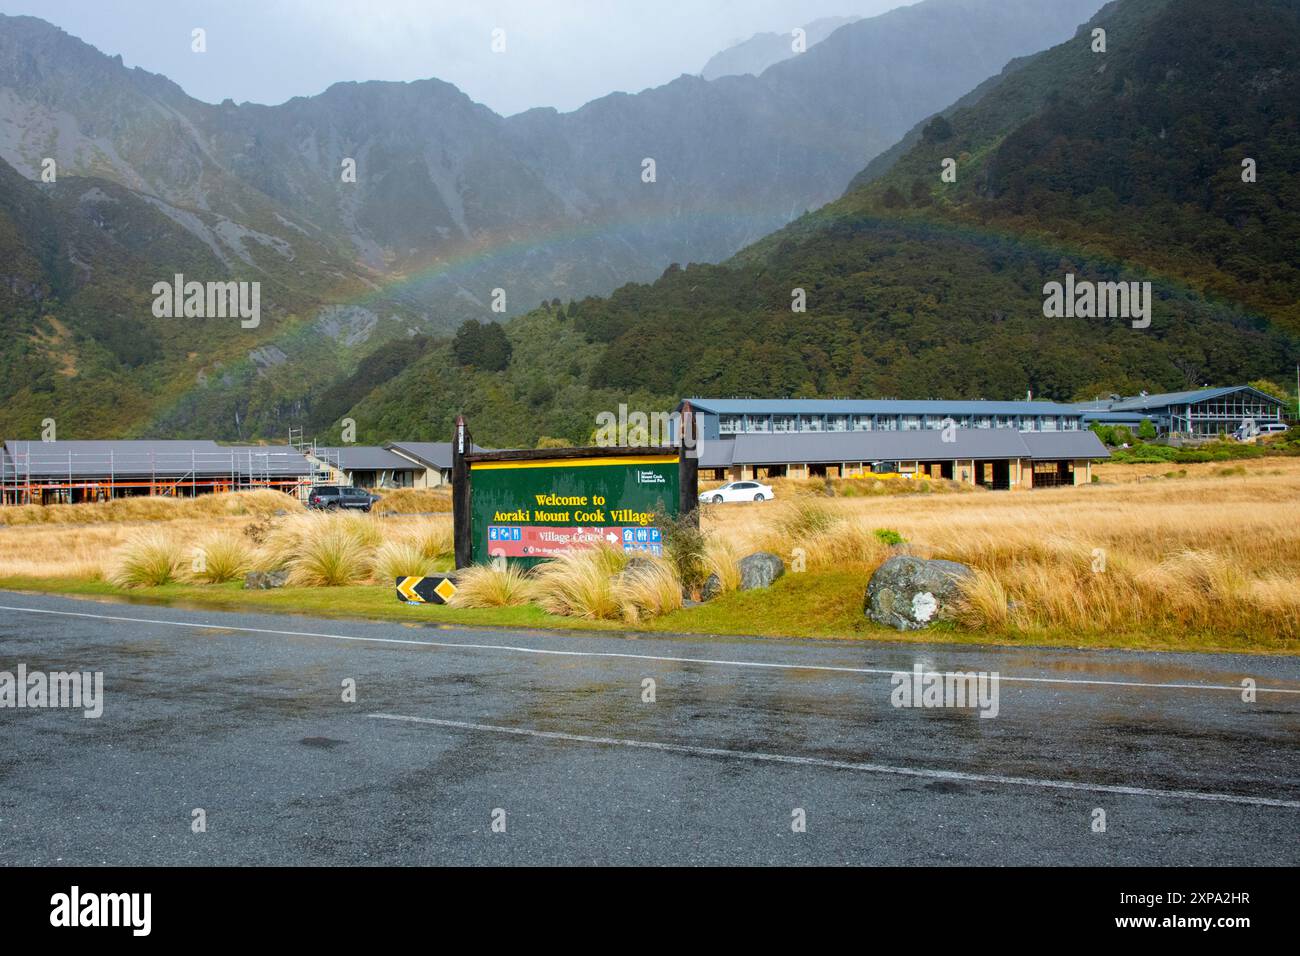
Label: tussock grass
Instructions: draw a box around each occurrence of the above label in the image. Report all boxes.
[449,563,537,608]
[407,517,454,561]
[613,556,683,623]
[188,531,252,584]
[372,488,452,514]
[254,511,382,571]
[0,489,301,526]
[752,501,894,572]
[531,547,629,619]
[285,515,377,587]
[6,457,1300,646]
[108,531,184,588]
[373,539,439,582]
[703,535,744,593]
[705,460,1300,643]
[771,498,837,540]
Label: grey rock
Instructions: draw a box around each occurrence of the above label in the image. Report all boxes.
[701,573,723,601]
[864,556,973,631]
[244,569,290,590]
[738,552,784,591]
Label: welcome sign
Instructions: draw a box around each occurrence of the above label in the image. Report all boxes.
[467,453,680,568]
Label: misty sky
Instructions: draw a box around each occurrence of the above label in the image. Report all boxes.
[0,0,917,115]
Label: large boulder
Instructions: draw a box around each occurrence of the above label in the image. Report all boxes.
[864,556,973,631]
[244,569,290,590]
[738,552,785,591]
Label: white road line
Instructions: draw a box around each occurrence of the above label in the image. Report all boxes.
[2,602,1298,695]
[370,713,1300,809]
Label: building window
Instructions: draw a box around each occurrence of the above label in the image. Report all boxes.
[802,415,824,432]
[748,415,770,433]
[902,415,921,431]
[719,415,742,435]
[827,415,848,432]
[853,415,874,431]
[1020,417,1036,431]
[878,417,898,431]
[1042,416,1058,432]
[923,415,943,430]
[772,415,795,433]
[975,416,991,429]
[996,416,1014,429]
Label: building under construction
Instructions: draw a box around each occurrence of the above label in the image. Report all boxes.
[0,440,313,506]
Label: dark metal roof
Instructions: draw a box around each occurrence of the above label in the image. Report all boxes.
[311,446,418,471]
[1,440,310,478]
[1019,431,1110,460]
[387,441,489,471]
[681,398,1083,417]
[694,441,734,469]
[1072,385,1287,413]
[726,428,1106,465]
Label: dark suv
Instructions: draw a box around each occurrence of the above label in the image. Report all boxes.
[307,485,380,512]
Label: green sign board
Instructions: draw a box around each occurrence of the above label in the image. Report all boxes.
[469,454,679,567]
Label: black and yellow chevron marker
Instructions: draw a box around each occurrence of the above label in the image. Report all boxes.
[395,575,458,605]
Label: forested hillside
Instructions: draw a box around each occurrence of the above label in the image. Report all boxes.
[335,0,1298,449]
[0,0,1101,439]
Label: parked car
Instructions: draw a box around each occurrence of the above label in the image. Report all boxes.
[699,481,775,504]
[1233,421,1290,441]
[308,485,380,512]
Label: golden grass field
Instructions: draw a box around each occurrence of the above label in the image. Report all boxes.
[1,458,1297,649]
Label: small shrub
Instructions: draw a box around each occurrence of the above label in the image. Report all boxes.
[661,512,708,592]
[242,514,276,546]
[873,528,905,546]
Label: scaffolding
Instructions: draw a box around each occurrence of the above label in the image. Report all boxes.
[290,429,341,495]
[0,441,313,507]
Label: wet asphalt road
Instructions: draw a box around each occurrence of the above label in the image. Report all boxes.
[0,589,1297,866]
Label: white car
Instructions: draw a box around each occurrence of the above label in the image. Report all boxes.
[700,481,774,504]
